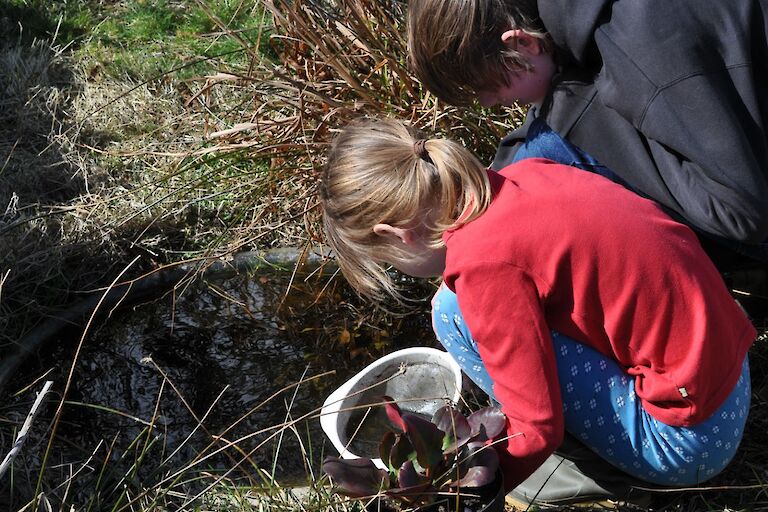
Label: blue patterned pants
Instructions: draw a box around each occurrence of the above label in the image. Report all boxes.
[432,285,751,486]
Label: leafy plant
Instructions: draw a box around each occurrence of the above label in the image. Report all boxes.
[323,396,506,508]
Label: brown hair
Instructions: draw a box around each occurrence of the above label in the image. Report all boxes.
[320,118,492,300]
[407,0,551,105]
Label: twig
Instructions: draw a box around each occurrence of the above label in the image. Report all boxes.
[0,380,54,479]
[0,269,10,302]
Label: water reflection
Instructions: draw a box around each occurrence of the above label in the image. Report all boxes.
[12,272,434,504]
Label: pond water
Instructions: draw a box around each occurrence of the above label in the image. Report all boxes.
[8,269,768,510]
[4,271,436,505]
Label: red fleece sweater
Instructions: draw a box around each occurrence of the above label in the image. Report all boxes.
[442,159,756,489]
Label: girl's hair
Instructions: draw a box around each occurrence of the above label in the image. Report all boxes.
[407,0,551,106]
[320,118,491,300]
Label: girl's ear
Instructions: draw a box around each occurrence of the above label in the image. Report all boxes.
[500,29,544,56]
[373,224,414,245]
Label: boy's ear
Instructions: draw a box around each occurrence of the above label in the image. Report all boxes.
[500,29,543,56]
[373,224,413,245]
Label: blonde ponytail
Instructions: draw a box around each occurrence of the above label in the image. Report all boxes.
[320,118,492,300]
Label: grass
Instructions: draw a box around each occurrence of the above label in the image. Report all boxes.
[0,0,290,349]
[0,270,429,511]
[0,1,337,506]
[2,0,272,79]
[1,0,767,511]
[81,0,272,81]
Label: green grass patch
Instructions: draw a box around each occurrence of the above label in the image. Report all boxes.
[86,0,272,80]
[3,0,272,80]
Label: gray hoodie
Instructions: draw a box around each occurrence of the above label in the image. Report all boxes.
[495,0,768,247]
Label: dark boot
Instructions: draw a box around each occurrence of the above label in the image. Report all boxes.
[505,434,652,509]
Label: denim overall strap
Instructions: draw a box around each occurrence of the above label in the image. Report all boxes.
[511,117,636,192]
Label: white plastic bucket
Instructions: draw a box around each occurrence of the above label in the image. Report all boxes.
[320,347,462,469]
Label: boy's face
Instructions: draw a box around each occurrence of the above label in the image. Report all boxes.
[475,30,556,107]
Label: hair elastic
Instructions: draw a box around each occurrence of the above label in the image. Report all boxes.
[413,139,431,162]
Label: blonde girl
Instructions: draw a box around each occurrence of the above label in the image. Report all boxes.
[320,118,755,495]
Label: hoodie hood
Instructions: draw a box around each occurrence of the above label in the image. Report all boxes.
[537,0,612,67]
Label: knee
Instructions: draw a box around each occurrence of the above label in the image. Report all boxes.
[431,285,471,350]
[431,285,461,331]
[432,284,460,316]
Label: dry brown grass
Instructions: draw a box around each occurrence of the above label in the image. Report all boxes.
[0,2,519,507]
[0,0,523,350]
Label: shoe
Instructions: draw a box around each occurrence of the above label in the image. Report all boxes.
[505,435,652,510]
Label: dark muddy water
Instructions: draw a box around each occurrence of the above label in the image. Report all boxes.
[3,272,435,504]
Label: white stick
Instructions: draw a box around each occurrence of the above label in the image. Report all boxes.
[0,380,54,479]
